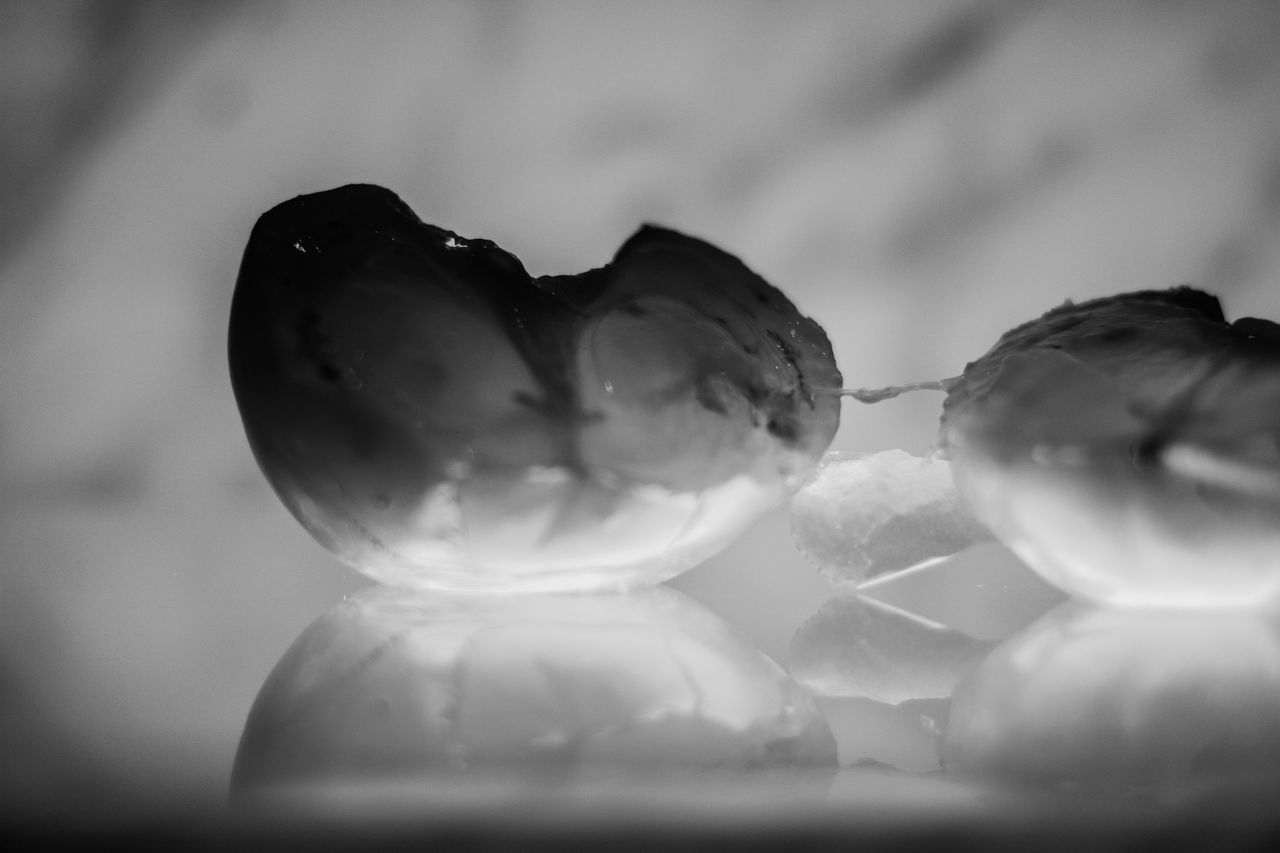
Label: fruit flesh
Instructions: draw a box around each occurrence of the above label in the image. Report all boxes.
[789,450,992,586]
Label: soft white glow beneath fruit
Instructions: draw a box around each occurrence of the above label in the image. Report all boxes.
[350,468,795,593]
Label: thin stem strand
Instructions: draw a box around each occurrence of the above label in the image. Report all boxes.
[835,378,958,404]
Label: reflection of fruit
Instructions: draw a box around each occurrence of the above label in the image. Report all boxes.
[231,585,835,798]
[943,603,1280,794]
[790,594,995,704]
[939,287,1280,607]
[228,185,840,591]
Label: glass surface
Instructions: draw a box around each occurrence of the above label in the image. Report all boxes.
[9,3,1280,843]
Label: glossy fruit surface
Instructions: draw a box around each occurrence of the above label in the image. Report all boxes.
[940,288,1280,608]
[228,185,840,591]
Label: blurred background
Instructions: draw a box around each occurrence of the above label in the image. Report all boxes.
[3,0,1280,816]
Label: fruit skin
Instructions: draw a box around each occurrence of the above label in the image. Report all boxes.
[940,288,1258,458]
[938,287,1280,608]
[228,184,840,589]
